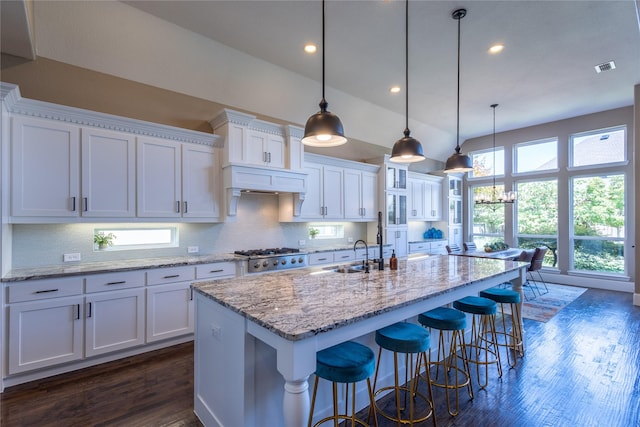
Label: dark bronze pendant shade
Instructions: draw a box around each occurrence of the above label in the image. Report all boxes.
[302,0,347,147]
[444,8,473,173]
[390,0,425,163]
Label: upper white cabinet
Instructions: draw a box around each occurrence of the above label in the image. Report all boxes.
[81,128,136,217]
[385,164,407,190]
[11,116,80,217]
[299,162,344,219]
[407,172,443,221]
[344,169,378,221]
[137,137,221,221]
[210,109,302,170]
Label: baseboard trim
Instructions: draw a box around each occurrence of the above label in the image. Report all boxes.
[634,293,640,306]
[539,272,634,293]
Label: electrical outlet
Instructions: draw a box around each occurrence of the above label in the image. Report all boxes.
[298,239,306,247]
[347,237,354,243]
[188,246,199,254]
[63,253,81,262]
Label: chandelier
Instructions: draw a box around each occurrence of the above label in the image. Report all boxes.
[475,104,516,205]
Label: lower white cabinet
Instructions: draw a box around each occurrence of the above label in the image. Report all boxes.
[146,282,193,343]
[386,229,408,257]
[85,287,145,357]
[8,295,84,375]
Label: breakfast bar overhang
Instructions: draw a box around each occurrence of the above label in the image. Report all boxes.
[192,255,527,427]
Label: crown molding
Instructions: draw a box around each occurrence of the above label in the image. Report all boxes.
[0,82,220,147]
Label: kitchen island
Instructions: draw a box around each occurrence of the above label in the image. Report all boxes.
[193,254,527,427]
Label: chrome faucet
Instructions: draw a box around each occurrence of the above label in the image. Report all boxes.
[353,239,370,273]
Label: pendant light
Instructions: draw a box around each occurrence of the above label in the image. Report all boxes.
[444,8,473,173]
[389,0,425,163]
[475,104,517,204]
[301,0,347,147]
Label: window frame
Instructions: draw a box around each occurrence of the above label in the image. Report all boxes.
[512,137,559,176]
[467,146,505,180]
[568,125,628,171]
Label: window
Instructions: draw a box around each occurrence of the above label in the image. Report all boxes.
[570,126,626,168]
[94,227,178,251]
[570,174,625,274]
[469,147,504,178]
[308,224,344,240]
[470,184,505,248]
[515,179,558,267]
[514,138,558,173]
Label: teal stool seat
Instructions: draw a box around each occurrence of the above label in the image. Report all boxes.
[372,322,436,426]
[418,307,473,416]
[309,341,378,427]
[480,287,525,368]
[375,322,430,353]
[419,307,467,331]
[316,341,375,383]
[480,288,521,304]
[453,296,497,315]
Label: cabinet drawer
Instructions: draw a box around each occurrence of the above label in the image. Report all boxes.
[7,277,84,303]
[195,262,236,280]
[409,243,429,253]
[147,266,195,285]
[308,252,334,265]
[333,250,355,263]
[85,271,145,293]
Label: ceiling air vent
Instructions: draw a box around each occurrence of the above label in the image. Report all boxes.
[594,61,616,73]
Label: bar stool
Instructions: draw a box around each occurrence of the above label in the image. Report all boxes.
[479,288,524,368]
[453,296,502,389]
[372,322,436,426]
[308,340,378,427]
[417,307,473,416]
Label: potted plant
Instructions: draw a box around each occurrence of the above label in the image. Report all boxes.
[309,227,320,239]
[94,232,116,250]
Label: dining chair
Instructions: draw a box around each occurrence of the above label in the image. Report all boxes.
[446,243,463,254]
[463,242,477,252]
[527,247,549,295]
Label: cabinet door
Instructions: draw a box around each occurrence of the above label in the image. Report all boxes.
[85,288,145,357]
[182,144,220,219]
[246,131,268,166]
[265,134,285,168]
[387,192,407,226]
[322,165,344,219]
[137,137,181,217]
[11,116,80,217]
[8,296,83,374]
[424,181,442,220]
[386,165,407,190]
[146,282,194,342]
[300,163,324,219]
[408,180,425,219]
[81,128,136,217]
[361,171,378,220]
[343,169,363,219]
[385,229,408,258]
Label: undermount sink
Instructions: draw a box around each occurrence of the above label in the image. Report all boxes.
[324,263,368,273]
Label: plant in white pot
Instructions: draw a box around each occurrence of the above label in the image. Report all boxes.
[94,232,116,250]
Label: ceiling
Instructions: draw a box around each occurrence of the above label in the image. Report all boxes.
[2,1,639,162]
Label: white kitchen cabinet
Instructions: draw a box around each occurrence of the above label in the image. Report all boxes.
[386,191,407,226]
[424,180,443,221]
[408,240,447,255]
[137,137,221,220]
[308,252,335,265]
[386,229,408,257]
[146,266,195,343]
[344,169,378,221]
[7,276,85,375]
[299,162,344,220]
[85,271,146,357]
[81,128,136,217]
[11,116,80,217]
[246,130,285,168]
[408,173,443,221]
[333,250,355,263]
[385,163,408,190]
[408,179,426,220]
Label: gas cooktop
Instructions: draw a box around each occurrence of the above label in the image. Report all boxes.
[234,247,302,257]
[234,248,307,273]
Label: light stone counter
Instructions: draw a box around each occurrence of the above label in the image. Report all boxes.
[2,253,240,282]
[193,254,529,427]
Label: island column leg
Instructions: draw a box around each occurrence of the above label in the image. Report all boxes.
[510,266,527,355]
[283,377,310,427]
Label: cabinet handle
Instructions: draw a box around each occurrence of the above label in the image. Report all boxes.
[317,257,328,261]
[362,208,366,217]
[176,201,181,213]
[263,152,267,163]
[71,196,76,212]
[87,302,92,318]
[106,280,126,285]
[190,287,194,301]
[184,201,188,213]
[83,197,88,212]
[268,152,272,163]
[340,255,350,259]
[209,269,224,273]
[163,274,180,279]
[34,288,59,294]
[76,304,81,320]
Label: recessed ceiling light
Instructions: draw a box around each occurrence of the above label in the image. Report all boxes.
[304,44,317,54]
[389,85,401,93]
[594,61,616,73]
[488,44,504,54]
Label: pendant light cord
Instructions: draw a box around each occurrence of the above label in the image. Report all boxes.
[321,0,326,107]
[404,0,409,133]
[455,11,461,153]
[492,104,497,192]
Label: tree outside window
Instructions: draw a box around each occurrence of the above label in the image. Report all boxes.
[515,180,558,267]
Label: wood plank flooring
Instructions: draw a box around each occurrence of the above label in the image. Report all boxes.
[2,288,639,427]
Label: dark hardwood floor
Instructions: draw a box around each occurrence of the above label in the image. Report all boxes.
[2,288,639,427]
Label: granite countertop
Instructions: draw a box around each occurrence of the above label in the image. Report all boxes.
[193,255,527,342]
[1,253,240,282]
[305,242,391,254]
